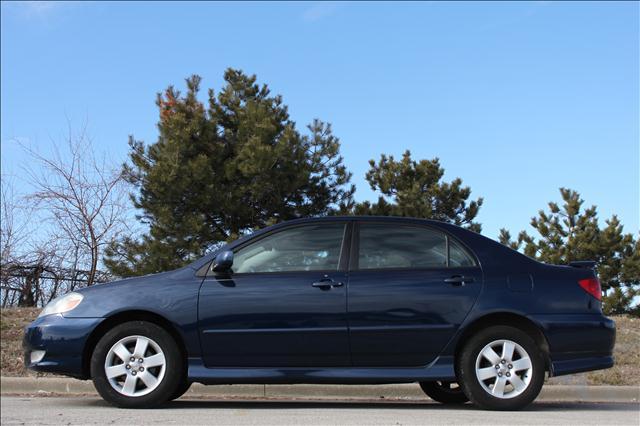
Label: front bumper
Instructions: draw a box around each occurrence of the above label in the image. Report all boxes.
[533,314,616,377]
[23,314,103,379]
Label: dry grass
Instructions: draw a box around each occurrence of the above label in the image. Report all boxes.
[1,308,638,385]
[1,308,41,377]
[584,315,639,386]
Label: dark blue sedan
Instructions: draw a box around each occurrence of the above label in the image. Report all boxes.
[24,216,615,410]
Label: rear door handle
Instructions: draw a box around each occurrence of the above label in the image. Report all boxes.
[312,279,343,289]
[444,276,474,286]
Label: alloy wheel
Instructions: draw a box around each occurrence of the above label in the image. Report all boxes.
[104,335,166,397]
[474,339,533,399]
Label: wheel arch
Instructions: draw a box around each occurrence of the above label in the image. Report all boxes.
[82,310,188,379]
[454,312,551,373]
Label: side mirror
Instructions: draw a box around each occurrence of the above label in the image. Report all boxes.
[212,250,234,273]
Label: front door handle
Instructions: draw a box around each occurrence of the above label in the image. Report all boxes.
[311,278,344,290]
[444,276,474,286]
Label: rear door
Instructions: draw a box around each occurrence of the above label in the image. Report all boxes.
[198,221,351,367]
[347,222,482,366]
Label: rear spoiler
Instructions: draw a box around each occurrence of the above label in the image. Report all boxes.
[569,260,597,269]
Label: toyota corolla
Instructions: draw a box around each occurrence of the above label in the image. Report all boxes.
[24,216,615,410]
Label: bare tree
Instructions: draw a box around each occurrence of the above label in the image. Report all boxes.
[20,122,130,286]
[1,178,31,266]
[1,178,31,305]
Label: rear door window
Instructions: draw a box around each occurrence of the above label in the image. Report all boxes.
[357,223,476,269]
[358,224,447,269]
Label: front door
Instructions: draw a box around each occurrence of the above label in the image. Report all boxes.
[198,222,351,367]
[347,222,483,367]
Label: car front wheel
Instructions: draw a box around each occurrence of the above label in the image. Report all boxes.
[90,321,184,408]
[456,325,545,410]
[170,378,192,401]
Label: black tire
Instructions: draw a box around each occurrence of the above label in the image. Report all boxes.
[169,379,192,401]
[456,325,545,411]
[419,381,469,404]
[90,321,184,408]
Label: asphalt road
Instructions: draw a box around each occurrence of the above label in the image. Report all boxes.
[1,396,639,425]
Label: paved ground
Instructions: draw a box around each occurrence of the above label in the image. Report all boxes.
[1,396,639,425]
[4,378,639,402]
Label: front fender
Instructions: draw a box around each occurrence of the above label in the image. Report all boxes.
[64,267,202,358]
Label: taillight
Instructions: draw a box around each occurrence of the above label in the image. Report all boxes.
[578,277,602,301]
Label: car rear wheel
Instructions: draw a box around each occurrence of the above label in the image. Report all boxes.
[91,321,183,408]
[419,381,469,404]
[456,325,545,410]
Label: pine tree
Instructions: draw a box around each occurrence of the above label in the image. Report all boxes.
[352,150,483,232]
[104,69,354,276]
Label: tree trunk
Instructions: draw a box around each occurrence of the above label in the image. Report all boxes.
[87,226,98,286]
[18,274,35,307]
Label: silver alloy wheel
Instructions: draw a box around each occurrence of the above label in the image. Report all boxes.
[474,339,533,399]
[104,335,166,397]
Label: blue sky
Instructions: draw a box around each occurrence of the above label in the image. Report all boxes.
[1,1,638,239]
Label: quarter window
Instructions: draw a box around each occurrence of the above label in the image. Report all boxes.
[449,237,476,267]
[232,223,346,273]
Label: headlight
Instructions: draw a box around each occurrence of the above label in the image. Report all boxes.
[38,292,84,318]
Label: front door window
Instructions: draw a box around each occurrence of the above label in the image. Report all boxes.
[232,223,346,273]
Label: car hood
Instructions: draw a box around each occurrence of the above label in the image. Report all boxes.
[62,266,200,319]
[75,267,190,295]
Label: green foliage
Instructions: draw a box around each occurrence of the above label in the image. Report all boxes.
[500,188,640,315]
[104,69,354,276]
[352,150,483,232]
[603,286,640,316]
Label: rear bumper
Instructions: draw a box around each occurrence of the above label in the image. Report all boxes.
[23,314,103,379]
[551,355,614,376]
[532,314,616,377]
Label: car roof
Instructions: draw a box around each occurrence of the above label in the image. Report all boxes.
[270,215,444,225]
